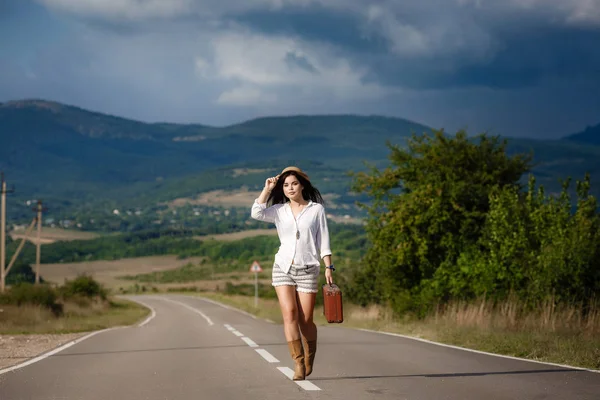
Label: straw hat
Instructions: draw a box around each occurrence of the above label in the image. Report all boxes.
[280,166,310,182]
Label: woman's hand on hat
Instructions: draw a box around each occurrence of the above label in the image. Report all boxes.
[265,175,279,191]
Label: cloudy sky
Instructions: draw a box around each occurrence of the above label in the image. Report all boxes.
[1,0,599,139]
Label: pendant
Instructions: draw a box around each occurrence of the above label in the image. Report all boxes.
[296,230,300,240]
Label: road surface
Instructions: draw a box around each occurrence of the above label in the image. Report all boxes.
[1,294,598,399]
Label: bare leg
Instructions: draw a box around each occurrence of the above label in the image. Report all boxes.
[297,291,317,340]
[275,285,301,341]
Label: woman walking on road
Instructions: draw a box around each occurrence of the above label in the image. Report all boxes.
[250,166,335,380]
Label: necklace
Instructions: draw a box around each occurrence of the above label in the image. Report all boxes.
[290,202,307,239]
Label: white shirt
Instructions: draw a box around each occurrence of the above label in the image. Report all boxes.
[250,199,332,274]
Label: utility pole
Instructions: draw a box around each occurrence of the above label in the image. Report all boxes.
[33,200,48,285]
[1,172,15,293]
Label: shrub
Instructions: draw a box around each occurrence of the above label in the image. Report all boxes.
[60,274,107,300]
[0,283,63,316]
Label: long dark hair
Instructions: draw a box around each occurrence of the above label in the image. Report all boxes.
[267,171,325,206]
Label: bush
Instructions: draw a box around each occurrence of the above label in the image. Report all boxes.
[6,262,39,285]
[60,274,107,300]
[0,283,63,316]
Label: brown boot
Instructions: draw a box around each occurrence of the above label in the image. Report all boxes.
[302,336,317,377]
[287,339,305,380]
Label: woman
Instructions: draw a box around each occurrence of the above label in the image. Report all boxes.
[250,166,335,381]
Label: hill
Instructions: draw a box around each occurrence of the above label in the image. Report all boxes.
[1,99,599,227]
[0,99,430,199]
[562,122,600,146]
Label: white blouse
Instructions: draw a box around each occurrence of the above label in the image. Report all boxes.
[250,199,332,274]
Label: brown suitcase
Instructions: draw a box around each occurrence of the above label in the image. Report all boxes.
[322,283,344,323]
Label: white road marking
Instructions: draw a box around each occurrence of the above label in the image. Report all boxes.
[195,297,258,320]
[223,322,319,391]
[357,328,600,374]
[158,297,214,326]
[0,328,119,375]
[137,303,157,327]
[255,349,279,363]
[296,380,322,391]
[241,337,258,347]
[277,367,321,391]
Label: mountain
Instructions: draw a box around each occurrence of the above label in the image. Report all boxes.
[0,99,431,210]
[562,122,600,145]
[1,99,599,222]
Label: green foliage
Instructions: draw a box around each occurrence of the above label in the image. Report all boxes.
[6,262,39,285]
[453,174,600,306]
[349,129,535,313]
[0,275,108,316]
[350,129,600,317]
[60,274,108,300]
[0,283,58,309]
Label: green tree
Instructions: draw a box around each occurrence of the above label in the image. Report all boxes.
[349,129,532,314]
[6,262,39,285]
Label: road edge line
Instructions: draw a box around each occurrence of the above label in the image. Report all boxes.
[0,328,115,375]
[356,328,600,374]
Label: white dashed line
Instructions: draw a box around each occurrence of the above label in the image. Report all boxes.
[225,324,321,391]
[159,297,214,326]
[241,337,258,347]
[255,349,279,363]
[277,367,321,391]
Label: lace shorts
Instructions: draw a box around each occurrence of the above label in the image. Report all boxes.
[272,263,320,294]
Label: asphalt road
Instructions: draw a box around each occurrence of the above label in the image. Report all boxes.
[1,294,598,399]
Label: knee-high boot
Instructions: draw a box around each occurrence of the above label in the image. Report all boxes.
[287,339,305,380]
[302,334,317,376]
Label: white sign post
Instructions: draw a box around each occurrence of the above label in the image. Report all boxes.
[249,260,263,307]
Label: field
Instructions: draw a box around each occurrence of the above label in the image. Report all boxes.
[164,188,347,211]
[10,227,101,244]
[40,255,204,290]
[196,228,277,241]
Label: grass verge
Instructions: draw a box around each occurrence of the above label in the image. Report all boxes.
[0,298,150,335]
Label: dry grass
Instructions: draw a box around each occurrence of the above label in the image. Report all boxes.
[195,229,277,241]
[164,188,261,208]
[0,298,149,335]
[9,227,100,244]
[431,296,599,336]
[41,255,204,290]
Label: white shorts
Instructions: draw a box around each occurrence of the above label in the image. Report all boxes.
[272,263,320,294]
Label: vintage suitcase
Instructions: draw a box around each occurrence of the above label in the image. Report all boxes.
[322,283,344,323]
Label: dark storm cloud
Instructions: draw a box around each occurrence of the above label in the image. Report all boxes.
[0,0,598,138]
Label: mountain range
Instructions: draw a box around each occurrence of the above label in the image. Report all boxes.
[1,99,599,221]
